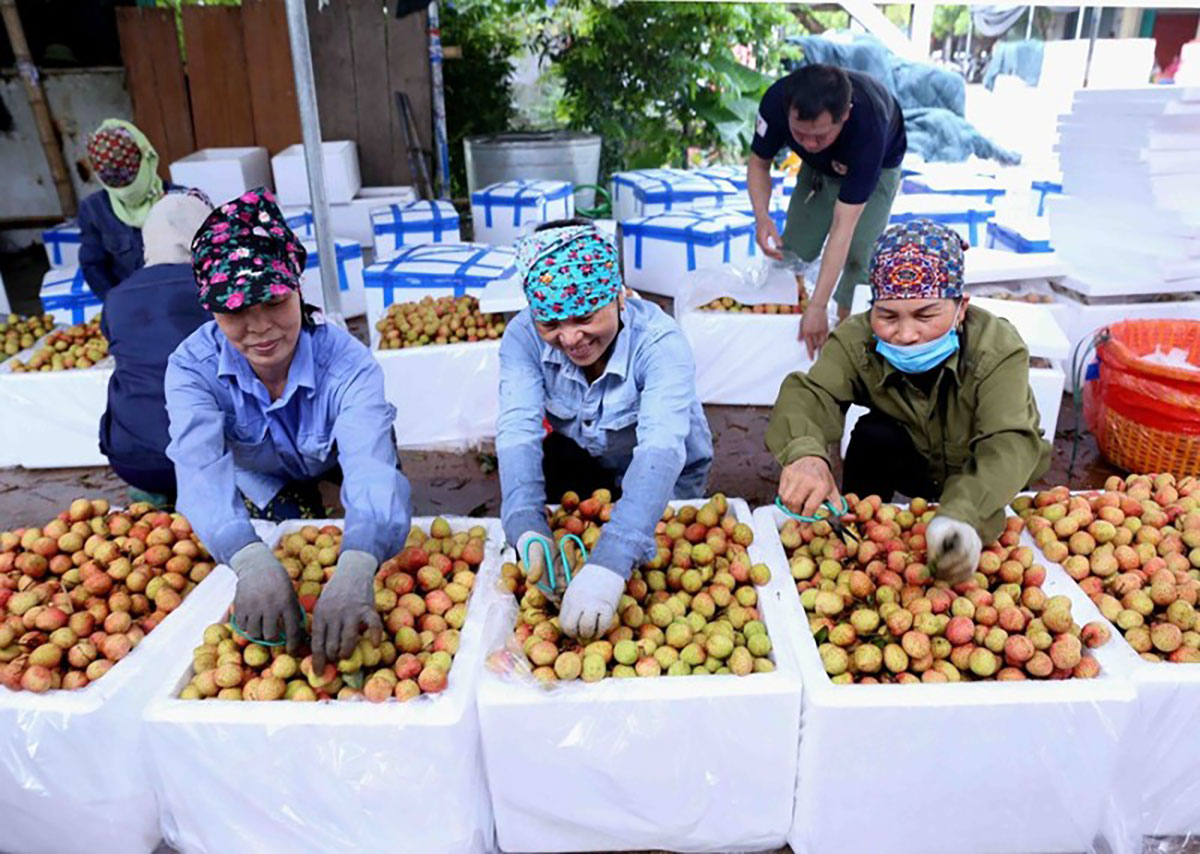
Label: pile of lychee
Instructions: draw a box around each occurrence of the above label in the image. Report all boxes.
[1015,474,1200,664]
[0,313,54,359]
[698,297,806,314]
[496,492,777,682]
[180,519,488,702]
[375,295,506,350]
[9,316,107,372]
[783,495,1110,683]
[0,500,213,693]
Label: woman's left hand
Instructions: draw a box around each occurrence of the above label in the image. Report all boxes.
[311,550,383,672]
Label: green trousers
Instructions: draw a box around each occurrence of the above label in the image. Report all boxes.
[781,166,901,309]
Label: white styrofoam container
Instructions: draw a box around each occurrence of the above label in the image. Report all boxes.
[0,572,231,854]
[40,266,103,325]
[144,517,505,854]
[902,169,1007,204]
[479,498,803,854]
[1030,179,1063,217]
[1029,363,1066,439]
[271,141,362,206]
[301,237,366,318]
[282,206,315,239]
[620,209,758,298]
[371,200,462,260]
[679,308,810,406]
[987,214,1053,254]
[0,269,8,316]
[1050,285,1200,364]
[168,147,272,207]
[330,186,419,248]
[753,505,1137,854]
[469,179,573,246]
[610,168,740,222]
[695,163,786,203]
[41,221,81,269]
[965,246,1066,285]
[890,192,996,247]
[0,360,110,467]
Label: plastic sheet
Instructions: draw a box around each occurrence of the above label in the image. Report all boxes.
[470,179,573,246]
[478,498,803,854]
[752,504,1138,854]
[143,516,506,854]
[0,570,232,854]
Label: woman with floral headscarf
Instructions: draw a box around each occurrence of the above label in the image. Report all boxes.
[164,188,412,672]
[497,219,713,641]
[78,119,177,298]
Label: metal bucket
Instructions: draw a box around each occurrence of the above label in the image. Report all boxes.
[464,131,602,209]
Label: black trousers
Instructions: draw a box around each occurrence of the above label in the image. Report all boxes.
[841,410,937,502]
[542,431,621,502]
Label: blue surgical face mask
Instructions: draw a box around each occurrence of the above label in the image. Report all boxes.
[874,308,962,374]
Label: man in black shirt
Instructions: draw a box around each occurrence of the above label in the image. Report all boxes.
[748,64,906,356]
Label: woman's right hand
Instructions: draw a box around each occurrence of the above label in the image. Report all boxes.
[778,456,842,519]
[229,542,304,651]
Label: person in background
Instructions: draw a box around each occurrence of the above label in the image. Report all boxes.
[78,119,172,299]
[165,189,411,670]
[747,64,907,357]
[99,193,213,507]
[766,220,1050,583]
[496,219,713,640]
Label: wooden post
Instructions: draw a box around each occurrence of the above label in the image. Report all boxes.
[0,0,77,218]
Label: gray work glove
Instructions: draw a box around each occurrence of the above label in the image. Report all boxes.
[311,549,383,672]
[926,515,983,585]
[559,563,625,641]
[230,541,304,652]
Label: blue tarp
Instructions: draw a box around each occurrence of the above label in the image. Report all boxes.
[982,40,1045,89]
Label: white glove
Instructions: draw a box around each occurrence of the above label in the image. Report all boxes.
[926,515,982,585]
[559,563,625,641]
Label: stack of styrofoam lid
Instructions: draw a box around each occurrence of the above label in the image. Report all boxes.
[1049,86,1200,297]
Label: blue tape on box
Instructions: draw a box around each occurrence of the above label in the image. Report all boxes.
[42,222,81,266]
[470,180,573,229]
[363,244,516,305]
[285,210,315,238]
[41,268,101,324]
[986,220,1053,254]
[373,201,460,252]
[304,242,363,291]
[612,169,738,211]
[890,207,995,246]
[1031,180,1064,217]
[621,211,757,271]
[901,177,1006,205]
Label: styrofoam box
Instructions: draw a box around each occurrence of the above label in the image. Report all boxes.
[331,186,419,248]
[376,342,501,449]
[301,237,366,318]
[470,179,574,246]
[695,163,786,203]
[282,206,315,239]
[890,192,996,247]
[753,505,1137,854]
[271,141,362,206]
[40,266,102,325]
[479,498,803,854]
[1,571,231,854]
[41,221,81,269]
[0,361,110,467]
[1050,284,1200,364]
[144,517,506,854]
[0,268,8,316]
[620,209,758,298]
[371,200,461,261]
[965,246,1066,286]
[901,168,1006,204]
[168,147,272,208]
[610,168,739,222]
[987,215,1053,254]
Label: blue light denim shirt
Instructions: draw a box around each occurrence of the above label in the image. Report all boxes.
[165,320,412,564]
[497,298,713,578]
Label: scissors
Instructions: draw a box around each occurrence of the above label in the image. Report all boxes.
[774,495,861,545]
[520,533,588,601]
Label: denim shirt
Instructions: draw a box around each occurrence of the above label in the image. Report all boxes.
[165,321,412,564]
[497,298,713,577]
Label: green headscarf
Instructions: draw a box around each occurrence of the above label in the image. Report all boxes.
[88,119,164,228]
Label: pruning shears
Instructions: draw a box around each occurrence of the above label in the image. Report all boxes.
[520,533,588,601]
[774,495,862,545]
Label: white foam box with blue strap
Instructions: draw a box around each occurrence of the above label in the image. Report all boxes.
[610,168,740,222]
[696,164,785,204]
[42,221,82,269]
[480,497,802,854]
[301,238,366,318]
[901,166,1007,205]
[1030,179,1063,217]
[362,243,517,349]
[620,209,759,297]
[331,186,419,248]
[371,200,461,261]
[142,519,507,854]
[40,267,103,324]
[281,206,316,239]
[470,179,573,246]
[753,504,1137,854]
[890,192,996,247]
[986,213,1053,254]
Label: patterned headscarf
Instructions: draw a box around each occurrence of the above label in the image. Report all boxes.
[869,219,966,302]
[190,188,306,313]
[515,223,622,322]
[87,125,141,187]
[87,119,164,228]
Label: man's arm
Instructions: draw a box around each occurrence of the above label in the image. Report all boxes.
[748,154,782,260]
[800,200,865,358]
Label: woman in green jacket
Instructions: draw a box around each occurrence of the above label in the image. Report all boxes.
[767,219,1051,583]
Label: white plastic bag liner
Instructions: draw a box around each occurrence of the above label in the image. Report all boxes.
[371,200,461,261]
[470,179,573,246]
[301,237,366,318]
[479,498,803,854]
[144,516,506,854]
[169,147,272,207]
[41,221,80,269]
[0,361,110,467]
[0,570,232,854]
[40,267,102,325]
[282,206,316,239]
[620,208,758,298]
[376,343,500,449]
[610,168,739,222]
[271,140,362,206]
[330,187,418,248]
[987,214,1053,254]
[752,505,1138,854]
[890,192,996,247]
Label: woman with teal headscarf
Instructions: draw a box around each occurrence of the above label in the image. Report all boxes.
[77,119,176,299]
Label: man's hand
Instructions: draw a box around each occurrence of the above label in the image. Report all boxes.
[778,456,841,519]
[799,302,830,359]
[559,563,625,641]
[755,217,784,261]
[926,516,983,585]
[311,550,383,672]
[229,542,304,651]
